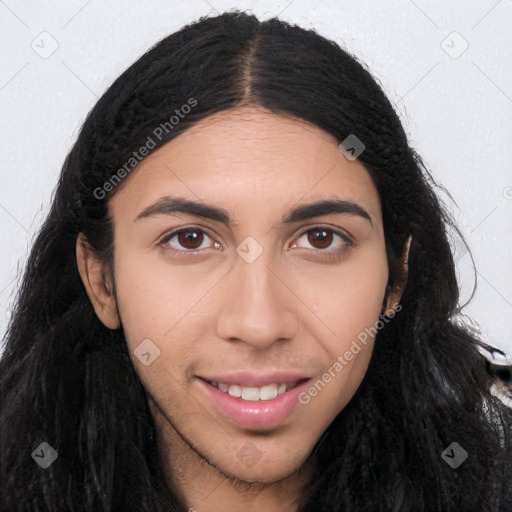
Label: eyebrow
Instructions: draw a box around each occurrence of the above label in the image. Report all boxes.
[135,196,373,227]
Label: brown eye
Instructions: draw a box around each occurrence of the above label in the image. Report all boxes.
[307,228,333,249]
[160,227,214,253]
[177,229,204,250]
[293,227,352,251]
[289,226,354,261]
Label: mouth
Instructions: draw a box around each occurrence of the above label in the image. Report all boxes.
[205,379,307,401]
[196,375,312,429]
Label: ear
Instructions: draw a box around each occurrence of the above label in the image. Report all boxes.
[383,235,412,316]
[75,233,120,329]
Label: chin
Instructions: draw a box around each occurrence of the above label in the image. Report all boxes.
[229,463,295,485]
[218,445,310,485]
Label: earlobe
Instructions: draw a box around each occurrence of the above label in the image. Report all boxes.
[383,235,412,316]
[75,233,120,329]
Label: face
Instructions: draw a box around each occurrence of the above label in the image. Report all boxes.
[79,106,395,488]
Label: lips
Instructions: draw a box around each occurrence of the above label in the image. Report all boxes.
[196,371,312,429]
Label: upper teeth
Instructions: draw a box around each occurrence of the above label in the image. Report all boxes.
[209,381,298,401]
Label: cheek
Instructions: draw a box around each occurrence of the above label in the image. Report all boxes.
[299,286,384,415]
[112,250,218,392]
[299,249,388,338]
[112,248,207,341]
[294,250,387,403]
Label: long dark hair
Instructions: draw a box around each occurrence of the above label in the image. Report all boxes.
[1,10,510,511]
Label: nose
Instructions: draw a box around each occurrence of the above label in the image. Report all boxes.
[216,251,299,350]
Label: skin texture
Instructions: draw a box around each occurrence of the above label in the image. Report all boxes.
[76,106,407,511]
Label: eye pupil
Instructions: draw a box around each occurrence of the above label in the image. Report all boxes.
[308,229,333,249]
[178,229,203,249]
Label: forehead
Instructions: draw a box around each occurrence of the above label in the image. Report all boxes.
[109,106,382,227]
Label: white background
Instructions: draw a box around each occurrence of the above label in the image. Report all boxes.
[0,0,511,356]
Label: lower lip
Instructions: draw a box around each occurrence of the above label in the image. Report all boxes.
[197,378,311,429]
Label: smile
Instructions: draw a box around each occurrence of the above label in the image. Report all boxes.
[207,380,303,401]
[197,376,312,429]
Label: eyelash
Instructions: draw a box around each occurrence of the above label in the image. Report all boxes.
[158,225,355,261]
